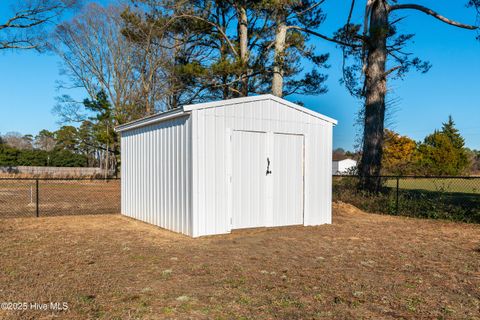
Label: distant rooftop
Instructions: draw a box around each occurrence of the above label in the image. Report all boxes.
[332,155,356,162]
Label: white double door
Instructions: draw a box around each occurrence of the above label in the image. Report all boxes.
[231,130,304,230]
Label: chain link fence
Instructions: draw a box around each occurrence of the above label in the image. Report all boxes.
[0,178,120,218]
[333,175,480,223]
[3,176,479,222]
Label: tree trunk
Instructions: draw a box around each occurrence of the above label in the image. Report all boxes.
[359,0,388,192]
[237,3,249,96]
[272,17,287,97]
[105,123,109,180]
[141,50,151,115]
[170,36,181,109]
[219,29,230,99]
[144,83,151,115]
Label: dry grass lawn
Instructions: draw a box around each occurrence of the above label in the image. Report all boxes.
[0,202,479,319]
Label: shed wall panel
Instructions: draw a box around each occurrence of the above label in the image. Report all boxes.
[231,130,267,229]
[192,99,334,236]
[272,133,304,227]
[120,116,193,236]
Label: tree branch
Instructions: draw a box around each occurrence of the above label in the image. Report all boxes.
[0,39,37,50]
[287,25,361,48]
[389,4,478,30]
[346,0,355,29]
[0,43,37,50]
[0,2,67,31]
[170,14,239,57]
[0,16,50,30]
[296,0,326,17]
[384,65,402,77]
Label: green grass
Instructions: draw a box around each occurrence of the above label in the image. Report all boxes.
[332,176,480,223]
[384,178,480,194]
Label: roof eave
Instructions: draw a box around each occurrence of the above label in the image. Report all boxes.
[115,94,338,133]
[114,108,188,133]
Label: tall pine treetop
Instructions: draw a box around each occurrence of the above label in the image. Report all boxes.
[441,115,465,149]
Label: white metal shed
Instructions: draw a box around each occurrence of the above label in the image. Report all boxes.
[333,159,357,175]
[115,94,337,237]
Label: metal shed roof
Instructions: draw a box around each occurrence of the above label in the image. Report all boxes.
[114,94,337,133]
[114,108,186,133]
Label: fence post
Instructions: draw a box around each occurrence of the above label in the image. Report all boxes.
[36,179,39,218]
[396,177,399,215]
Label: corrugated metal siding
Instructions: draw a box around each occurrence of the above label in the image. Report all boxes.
[272,133,304,227]
[192,99,334,236]
[231,130,267,229]
[120,115,192,236]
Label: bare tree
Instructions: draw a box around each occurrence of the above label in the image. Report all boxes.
[0,0,77,50]
[123,0,227,108]
[52,3,175,175]
[121,6,175,113]
[2,132,34,150]
[334,1,478,191]
[52,3,142,124]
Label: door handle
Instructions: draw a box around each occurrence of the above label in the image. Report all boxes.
[266,157,272,175]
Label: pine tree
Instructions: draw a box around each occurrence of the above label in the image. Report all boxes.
[84,91,117,176]
[418,117,470,175]
[441,116,465,150]
[123,0,329,101]
[54,126,79,152]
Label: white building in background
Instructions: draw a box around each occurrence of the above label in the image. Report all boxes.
[115,94,337,237]
[332,158,357,175]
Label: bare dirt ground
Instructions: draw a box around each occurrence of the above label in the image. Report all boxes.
[0,202,479,319]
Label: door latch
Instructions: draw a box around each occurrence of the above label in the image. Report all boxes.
[266,157,272,175]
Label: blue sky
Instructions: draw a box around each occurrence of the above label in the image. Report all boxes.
[0,1,479,150]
